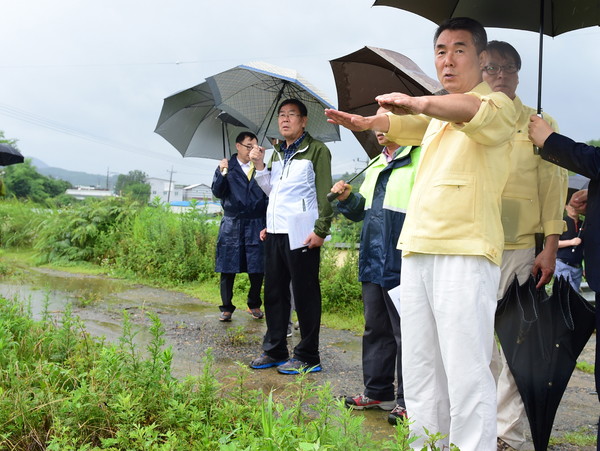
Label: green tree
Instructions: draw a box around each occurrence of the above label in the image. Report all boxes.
[115,170,147,192]
[115,170,150,202]
[0,130,19,147]
[3,159,71,204]
[122,181,151,202]
[586,139,600,147]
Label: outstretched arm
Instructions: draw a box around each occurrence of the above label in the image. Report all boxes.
[325,109,390,132]
[376,92,480,123]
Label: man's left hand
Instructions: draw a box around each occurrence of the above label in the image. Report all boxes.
[304,232,325,249]
[532,247,556,288]
[376,92,424,116]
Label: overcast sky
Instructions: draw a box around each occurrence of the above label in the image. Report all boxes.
[2,1,599,186]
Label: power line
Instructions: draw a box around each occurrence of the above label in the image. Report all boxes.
[0,102,183,163]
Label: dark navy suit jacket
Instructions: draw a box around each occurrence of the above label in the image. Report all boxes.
[540,133,600,293]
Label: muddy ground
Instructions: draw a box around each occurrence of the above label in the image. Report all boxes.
[0,266,597,450]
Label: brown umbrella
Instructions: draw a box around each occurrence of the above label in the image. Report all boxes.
[330,46,441,158]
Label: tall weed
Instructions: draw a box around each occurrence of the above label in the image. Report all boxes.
[115,203,218,283]
[0,199,45,248]
[33,197,139,264]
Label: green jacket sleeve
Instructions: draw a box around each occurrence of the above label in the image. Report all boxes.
[312,142,333,238]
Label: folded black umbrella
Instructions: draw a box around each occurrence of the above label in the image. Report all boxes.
[496,275,596,450]
[0,143,24,166]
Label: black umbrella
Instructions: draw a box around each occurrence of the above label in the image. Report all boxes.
[372,0,599,116]
[0,143,24,166]
[495,275,596,450]
[330,46,441,158]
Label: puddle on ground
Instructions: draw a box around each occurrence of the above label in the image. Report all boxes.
[0,267,401,442]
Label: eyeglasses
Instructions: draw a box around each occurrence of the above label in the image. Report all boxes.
[483,64,519,75]
[278,111,302,119]
[237,143,255,150]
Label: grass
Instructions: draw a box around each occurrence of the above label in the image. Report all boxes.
[576,359,595,374]
[549,426,597,448]
[0,293,436,450]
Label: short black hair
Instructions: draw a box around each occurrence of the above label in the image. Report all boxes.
[235,131,257,144]
[486,40,522,70]
[278,98,308,117]
[434,17,487,55]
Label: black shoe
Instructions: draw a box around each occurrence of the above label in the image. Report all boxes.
[249,353,287,369]
[277,358,322,375]
[219,311,232,322]
[247,307,264,319]
[387,404,408,424]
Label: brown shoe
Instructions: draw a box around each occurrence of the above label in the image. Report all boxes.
[497,438,516,451]
[247,308,264,319]
[219,311,232,322]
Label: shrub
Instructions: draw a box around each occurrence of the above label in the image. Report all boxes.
[0,199,46,248]
[114,203,218,284]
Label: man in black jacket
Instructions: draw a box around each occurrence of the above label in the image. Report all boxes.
[211,131,268,322]
[529,114,600,449]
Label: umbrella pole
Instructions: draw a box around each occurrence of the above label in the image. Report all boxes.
[536,0,545,115]
[221,122,228,176]
[533,0,545,155]
[258,81,288,145]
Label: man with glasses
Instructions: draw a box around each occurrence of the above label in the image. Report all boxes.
[248,98,333,375]
[211,131,269,322]
[482,41,567,451]
[326,17,517,450]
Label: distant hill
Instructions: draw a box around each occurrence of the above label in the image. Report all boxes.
[30,158,120,189]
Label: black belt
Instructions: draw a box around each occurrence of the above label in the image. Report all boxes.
[557,258,581,269]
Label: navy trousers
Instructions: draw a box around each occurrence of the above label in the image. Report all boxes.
[362,282,404,405]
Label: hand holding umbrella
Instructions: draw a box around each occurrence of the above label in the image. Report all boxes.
[219,158,229,176]
[249,145,266,171]
[326,156,380,202]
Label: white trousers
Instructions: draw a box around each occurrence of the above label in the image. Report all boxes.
[492,248,535,450]
[400,254,499,451]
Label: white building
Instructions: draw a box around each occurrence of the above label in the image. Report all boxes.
[147,177,183,204]
[183,183,213,201]
[65,187,116,201]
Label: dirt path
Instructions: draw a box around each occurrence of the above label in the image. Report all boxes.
[1,267,597,449]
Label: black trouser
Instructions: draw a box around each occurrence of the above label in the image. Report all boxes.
[219,272,263,313]
[262,233,321,365]
[362,282,404,405]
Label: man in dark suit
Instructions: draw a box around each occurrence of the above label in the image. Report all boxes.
[529,114,600,449]
[211,131,268,322]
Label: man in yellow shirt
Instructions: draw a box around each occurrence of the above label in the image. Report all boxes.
[326,17,516,450]
[482,40,567,451]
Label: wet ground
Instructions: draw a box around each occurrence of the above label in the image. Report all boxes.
[0,266,597,449]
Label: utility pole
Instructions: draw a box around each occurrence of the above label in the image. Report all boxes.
[167,166,176,203]
[106,167,110,191]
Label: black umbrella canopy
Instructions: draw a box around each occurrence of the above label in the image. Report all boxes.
[372,0,600,114]
[330,46,441,158]
[372,0,598,36]
[495,275,596,450]
[0,143,24,166]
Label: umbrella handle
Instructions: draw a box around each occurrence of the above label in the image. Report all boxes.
[221,168,228,176]
[533,113,544,155]
[327,191,340,202]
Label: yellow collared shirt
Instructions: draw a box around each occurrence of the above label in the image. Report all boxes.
[389,82,517,266]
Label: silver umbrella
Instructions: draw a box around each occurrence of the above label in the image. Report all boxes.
[154,82,257,161]
[206,61,340,143]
